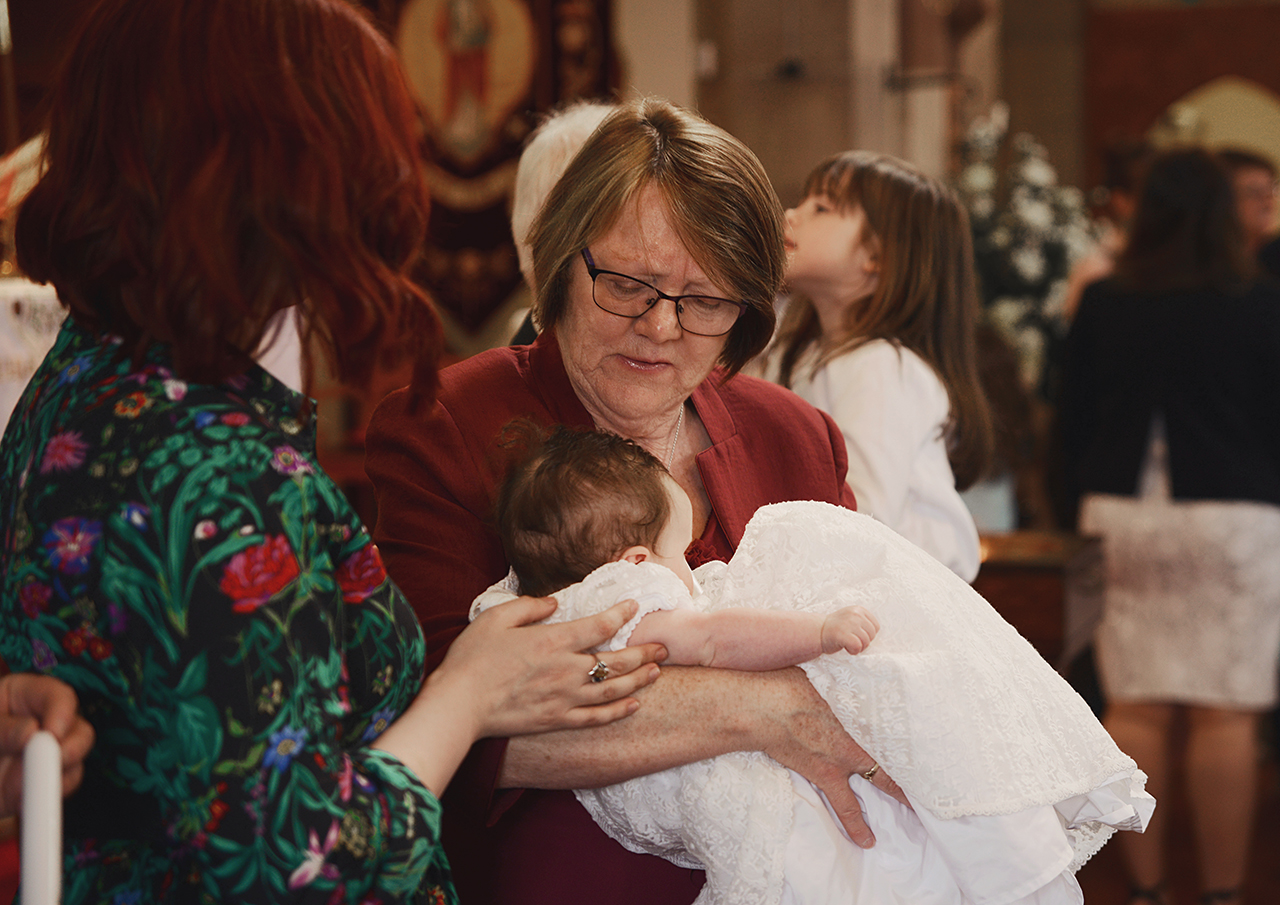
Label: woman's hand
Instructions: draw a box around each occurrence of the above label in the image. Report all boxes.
[0,674,96,819]
[375,596,666,796]
[440,595,667,738]
[751,667,906,849]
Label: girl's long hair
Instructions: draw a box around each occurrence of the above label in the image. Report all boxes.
[774,152,993,488]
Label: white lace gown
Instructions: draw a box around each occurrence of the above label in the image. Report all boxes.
[472,503,1154,905]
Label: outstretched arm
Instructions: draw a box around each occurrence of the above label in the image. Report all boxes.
[627,606,878,670]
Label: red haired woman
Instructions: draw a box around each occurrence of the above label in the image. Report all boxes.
[0,0,662,902]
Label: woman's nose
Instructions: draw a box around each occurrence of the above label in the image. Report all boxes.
[634,296,683,340]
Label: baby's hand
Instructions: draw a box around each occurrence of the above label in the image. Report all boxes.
[820,606,880,655]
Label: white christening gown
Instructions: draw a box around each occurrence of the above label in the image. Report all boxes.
[472,502,1154,905]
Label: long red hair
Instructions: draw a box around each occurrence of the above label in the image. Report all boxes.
[17,0,440,398]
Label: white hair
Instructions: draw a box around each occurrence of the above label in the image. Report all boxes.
[511,101,616,287]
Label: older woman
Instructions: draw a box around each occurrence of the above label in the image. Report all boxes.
[0,1,665,902]
[366,100,899,904]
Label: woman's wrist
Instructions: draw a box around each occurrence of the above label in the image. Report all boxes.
[371,667,485,798]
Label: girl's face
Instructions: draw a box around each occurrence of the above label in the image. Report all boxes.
[783,194,880,308]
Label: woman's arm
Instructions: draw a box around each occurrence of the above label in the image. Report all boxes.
[374,596,664,797]
[500,664,900,849]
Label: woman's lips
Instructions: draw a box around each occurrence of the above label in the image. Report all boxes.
[618,354,670,372]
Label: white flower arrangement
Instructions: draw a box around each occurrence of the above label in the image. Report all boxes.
[954,103,1095,396]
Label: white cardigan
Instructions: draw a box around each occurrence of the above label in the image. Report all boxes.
[771,339,980,581]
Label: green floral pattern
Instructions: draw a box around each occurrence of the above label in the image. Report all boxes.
[1,319,455,903]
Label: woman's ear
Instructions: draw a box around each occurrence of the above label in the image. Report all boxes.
[620,545,651,565]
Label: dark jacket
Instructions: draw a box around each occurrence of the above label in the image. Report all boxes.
[1060,277,1280,521]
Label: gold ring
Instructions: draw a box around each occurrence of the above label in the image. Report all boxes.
[588,661,610,683]
[861,763,880,782]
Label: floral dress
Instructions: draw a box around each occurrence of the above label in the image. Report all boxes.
[0,318,455,904]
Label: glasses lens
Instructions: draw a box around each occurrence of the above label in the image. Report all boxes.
[591,269,743,336]
[594,272,655,317]
[677,297,741,336]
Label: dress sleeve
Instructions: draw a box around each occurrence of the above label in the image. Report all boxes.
[818,343,946,530]
[25,423,450,902]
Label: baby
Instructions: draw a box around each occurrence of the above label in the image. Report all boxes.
[475,425,1154,905]
[497,425,881,672]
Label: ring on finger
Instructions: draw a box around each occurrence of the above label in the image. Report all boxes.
[588,660,610,683]
[860,763,880,782]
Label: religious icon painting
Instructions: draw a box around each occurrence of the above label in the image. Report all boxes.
[377,0,617,345]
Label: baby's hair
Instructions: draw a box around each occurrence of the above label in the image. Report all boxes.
[775,150,993,488]
[495,423,672,598]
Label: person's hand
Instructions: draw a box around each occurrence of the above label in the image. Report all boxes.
[752,668,905,848]
[439,595,667,739]
[820,606,879,656]
[376,595,667,796]
[0,674,95,819]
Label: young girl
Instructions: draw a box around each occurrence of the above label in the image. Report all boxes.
[767,151,993,581]
[475,425,1154,905]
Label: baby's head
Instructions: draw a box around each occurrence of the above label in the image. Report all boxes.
[495,424,697,598]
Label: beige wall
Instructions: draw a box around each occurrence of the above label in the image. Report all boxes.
[1001,0,1084,187]
[614,0,698,107]
[612,0,1018,200]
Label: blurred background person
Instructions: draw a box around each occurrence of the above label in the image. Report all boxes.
[1061,147,1280,905]
[507,100,615,346]
[1218,147,1279,278]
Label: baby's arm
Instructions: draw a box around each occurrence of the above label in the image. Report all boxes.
[627,605,879,671]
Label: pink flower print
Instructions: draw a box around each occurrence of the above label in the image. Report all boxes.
[270,446,313,476]
[40,431,89,474]
[18,581,53,618]
[43,518,102,574]
[194,520,218,541]
[335,545,387,604]
[288,820,341,890]
[163,379,187,401]
[219,534,301,612]
[221,412,251,427]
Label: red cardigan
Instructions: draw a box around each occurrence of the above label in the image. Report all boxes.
[365,329,857,904]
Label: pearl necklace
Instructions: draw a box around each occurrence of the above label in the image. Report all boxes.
[664,405,685,471]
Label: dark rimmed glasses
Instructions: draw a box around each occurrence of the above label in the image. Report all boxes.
[581,249,746,337]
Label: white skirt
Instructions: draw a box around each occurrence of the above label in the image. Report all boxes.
[1081,425,1280,710]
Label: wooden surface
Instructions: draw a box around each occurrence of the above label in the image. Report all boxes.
[972,531,1104,672]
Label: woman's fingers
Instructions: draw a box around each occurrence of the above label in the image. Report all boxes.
[818,771,876,848]
[559,598,643,651]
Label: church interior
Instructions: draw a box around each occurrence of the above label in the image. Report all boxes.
[1,1,1279,903]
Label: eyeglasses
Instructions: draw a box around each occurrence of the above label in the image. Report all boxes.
[581,249,746,337]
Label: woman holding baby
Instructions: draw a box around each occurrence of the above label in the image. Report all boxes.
[364,99,898,904]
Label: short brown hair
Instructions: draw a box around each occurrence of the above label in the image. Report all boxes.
[775,151,993,488]
[16,0,440,398]
[495,424,670,598]
[527,98,784,377]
